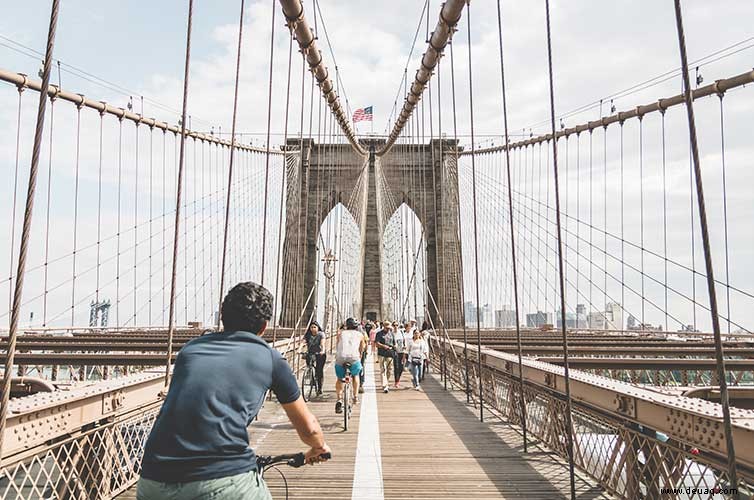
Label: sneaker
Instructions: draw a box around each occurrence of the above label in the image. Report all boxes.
[335,400,343,414]
[415,385,422,391]
[317,389,323,396]
[352,397,359,406]
[383,386,389,393]
[359,386,364,394]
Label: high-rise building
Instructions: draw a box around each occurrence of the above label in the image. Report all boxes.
[464,301,479,326]
[495,306,516,328]
[605,302,623,330]
[588,311,605,330]
[591,303,623,330]
[556,310,579,329]
[576,303,588,329]
[526,310,553,328]
[482,303,493,328]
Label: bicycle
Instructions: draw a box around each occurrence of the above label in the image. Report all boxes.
[300,352,317,402]
[341,361,354,430]
[256,451,331,500]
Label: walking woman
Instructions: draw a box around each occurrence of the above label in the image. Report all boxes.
[305,321,327,395]
[407,329,429,390]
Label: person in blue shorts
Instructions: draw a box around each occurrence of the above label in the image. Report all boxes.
[334,317,366,413]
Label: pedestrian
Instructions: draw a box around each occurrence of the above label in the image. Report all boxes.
[374,322,395,393]
[407,318,418,337]
[359,323,372,393]
[420,323,432,381]
[393,322,410,388]
[368,321,378,354]
[407,329,429,390]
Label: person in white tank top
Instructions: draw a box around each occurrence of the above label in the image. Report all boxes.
[334,318,366,413]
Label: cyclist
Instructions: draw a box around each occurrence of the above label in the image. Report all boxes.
[305,320,327,395]
[138,282,331,500]
[334,317,366,413]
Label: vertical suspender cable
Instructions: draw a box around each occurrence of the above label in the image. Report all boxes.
[0,0,61,455]
[672,0,738,491]
[260,0,276,286]
[272,35,294,344]
[449,42,470,403]
[217,0,246,328]
[543,1,577,497]
[495,0,527,452]
[165,0,194,386]
[8,85,24,319]
[71,103,82,326]
[42,91,56,327]
[464,4,484,423]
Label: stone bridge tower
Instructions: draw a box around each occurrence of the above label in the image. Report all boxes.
[278,138,463,329]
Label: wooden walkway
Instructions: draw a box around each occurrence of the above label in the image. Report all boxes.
[120,354,610,499]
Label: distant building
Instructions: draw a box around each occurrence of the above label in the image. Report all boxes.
[605,302,623,330]
[576,303,588,329]
[495,306,516,328]
[526,311,553,328]
[627,314,637,330]
[464,301,479,326]
[588,311,606,330]
[482,303,493,328]
[556,310,579,329]
[587,303,623,330]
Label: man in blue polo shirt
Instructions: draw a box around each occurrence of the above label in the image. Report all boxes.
[137,282,331,499]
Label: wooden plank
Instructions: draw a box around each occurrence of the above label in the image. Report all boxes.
[377,363,611,499]
[120,357,611,499]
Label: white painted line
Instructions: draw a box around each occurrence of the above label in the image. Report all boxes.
[352,353,384,500]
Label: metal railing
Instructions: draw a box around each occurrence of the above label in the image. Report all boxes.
[433,337,754,499]
[0,331,306,499]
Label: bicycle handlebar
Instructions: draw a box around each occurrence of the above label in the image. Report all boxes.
[256,452,332,470]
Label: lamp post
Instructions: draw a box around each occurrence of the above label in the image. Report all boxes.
[322,250,337,353]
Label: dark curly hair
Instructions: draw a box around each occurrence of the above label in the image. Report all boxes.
[221,282,273,333]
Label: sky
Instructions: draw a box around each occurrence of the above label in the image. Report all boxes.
[0,0,752,331]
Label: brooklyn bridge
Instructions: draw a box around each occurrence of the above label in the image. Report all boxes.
[1,0,753,498]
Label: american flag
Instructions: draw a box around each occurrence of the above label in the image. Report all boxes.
[352,106,373,122]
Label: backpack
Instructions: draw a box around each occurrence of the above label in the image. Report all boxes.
[337,330,361,363]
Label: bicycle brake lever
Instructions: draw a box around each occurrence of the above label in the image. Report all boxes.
[287,453,306,468]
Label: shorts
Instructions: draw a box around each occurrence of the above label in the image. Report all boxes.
[335,360,363,379]
[137,470,271,500]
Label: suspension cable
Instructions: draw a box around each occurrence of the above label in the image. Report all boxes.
[217,0,246,329]
[272,35,294,344]
[378,0,465,155]
[495,0,528,452]
[673,0,738,491]
[463,3,485,423]
[164,0,194,386]
[277,0,364,155]
[0,0,61,456]
[543,0,577,497]
[260,0,276,286]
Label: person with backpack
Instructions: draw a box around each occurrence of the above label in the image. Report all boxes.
[334,318,366,413]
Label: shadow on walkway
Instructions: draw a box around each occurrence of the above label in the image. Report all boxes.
[421,374,609,499]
